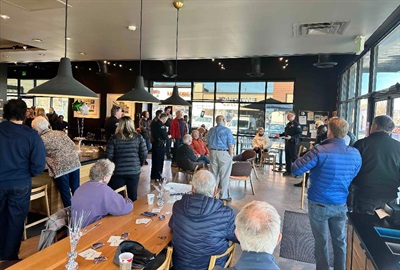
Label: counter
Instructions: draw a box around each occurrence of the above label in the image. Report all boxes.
[347,212,400,270]
[31,147,105,215]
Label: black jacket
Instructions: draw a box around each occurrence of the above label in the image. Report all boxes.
[352,132,400,199]
[138,117,151,139]
[280,120,302,143]
[151,119,168,144]
[106,132,148,175]
[104,116,119,141]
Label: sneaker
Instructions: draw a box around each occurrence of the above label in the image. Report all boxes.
[293,181,303,187]
[282,172,291,176]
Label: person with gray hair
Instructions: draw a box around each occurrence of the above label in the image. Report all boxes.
[32,116,81,207]
[214,201,281,270]
[169,170,237,270]
[71,159,133,226]
[176,134,209,167]
[352,115,400,214]
[104,105,123,141]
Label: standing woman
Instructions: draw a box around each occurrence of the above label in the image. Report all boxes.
[32,116,80,207]
[106,116,147,201]
[139,111,152,152]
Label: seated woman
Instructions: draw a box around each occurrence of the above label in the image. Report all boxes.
[191,130,210,157]
[71,159,133,225]
[252,127,269,162]
[177,134,210,168]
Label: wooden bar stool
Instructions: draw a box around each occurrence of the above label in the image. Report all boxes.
[24,184,50,240]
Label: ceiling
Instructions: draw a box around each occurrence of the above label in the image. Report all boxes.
[0,0,399,64]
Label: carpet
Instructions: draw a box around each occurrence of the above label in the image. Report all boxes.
[279,210,334,267]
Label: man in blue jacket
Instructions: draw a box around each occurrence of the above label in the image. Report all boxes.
[169,170,238,270]
[292,118,361,270]
[0,99,46,261]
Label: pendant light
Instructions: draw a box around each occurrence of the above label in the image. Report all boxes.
[117,0,160,103]
[161,1,191,107]
[27,0,98,99]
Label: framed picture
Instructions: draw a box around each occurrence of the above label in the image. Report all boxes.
[106,94,135,118]
[73,94,101,119]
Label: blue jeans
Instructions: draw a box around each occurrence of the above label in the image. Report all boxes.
[144,138,152,152]
[0,184,31,260]
[308,200,347,270]
[54,169,80,207]
[197,155,210,165]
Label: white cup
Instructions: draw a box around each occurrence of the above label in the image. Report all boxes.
[119,252,133,270]
[147,194,155,205]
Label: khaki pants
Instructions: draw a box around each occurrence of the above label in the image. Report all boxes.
[209,150,232,199]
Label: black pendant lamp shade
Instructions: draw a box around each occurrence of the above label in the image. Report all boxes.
[161,85,191,106]
[27,58,98,99]
[117,75,160,103]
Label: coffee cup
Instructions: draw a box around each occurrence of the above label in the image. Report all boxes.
[119,252,133,270]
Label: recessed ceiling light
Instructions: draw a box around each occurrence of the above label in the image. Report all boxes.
[22,46,28,50]
[279,57,283,61]
[129,68,132,71]
[103,60,107,64]
[32,38,42,42]
[79,52,86,55]
[285,59,288,63]
[89,68,92,71]
[128,25,137,31]
[283,66,286,69]
[0,14,10,20]
[211,59,215,62]
[119,64,123,67]
[65,37,71,40]
[107,62,111,65]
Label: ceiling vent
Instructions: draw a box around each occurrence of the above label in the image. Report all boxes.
[162,60,177,78]
[247,57,264,77]
[0,38,43,53]
[96,61,111,76]
[293,21,350,37]
[3,0,66,11]
[313,55,338,68]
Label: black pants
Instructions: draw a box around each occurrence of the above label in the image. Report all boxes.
[108,173,140,202]
[166,138,172,159]
[172,138,182,163]
[285,141,297,173]
[151,143,166,180]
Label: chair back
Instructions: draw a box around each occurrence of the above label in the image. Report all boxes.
[241,149,256,162]
[114,185,128,198]
[156,246,173,270]
[38,207,71,251]
[208,243,236,270]
[231,161,252,177]
[297,145,307,158]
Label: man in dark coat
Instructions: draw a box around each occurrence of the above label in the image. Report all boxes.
[169,170,238,270]
[150,113,169,181]
[104,105,123,141]
[176,134,209,168]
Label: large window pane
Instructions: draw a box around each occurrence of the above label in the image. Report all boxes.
[267,82,294,103]
[20,80,34,94]
[357,99,368,139]
[265,106,292,137]
[35,97,51,112]
[191,102,214,129]
[340,72,348,101]
[339,103,346,119]
[216,82,239,101]
[193,82,214,101]
[360,51,370,96]
[240,82,265,102]
[375,26,400,91]
[375,100,387,116]
[348,64,357,99]
[392,98,400,142]
[347,101,355,133]
[53,98,69,121]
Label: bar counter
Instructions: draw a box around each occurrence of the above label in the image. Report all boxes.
[31,147,105,215]
[347,212,400,270]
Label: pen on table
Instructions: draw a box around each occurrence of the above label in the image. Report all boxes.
[85,221,102,234]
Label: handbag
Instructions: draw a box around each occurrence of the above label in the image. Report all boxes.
[113,240,156,269]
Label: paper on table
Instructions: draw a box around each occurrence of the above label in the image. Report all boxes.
[165,183,192,194]
[107,236,124,246]
[78,248,102,260]
[375,208,390,219]
[136,218,151,224]
[152,208,162,213]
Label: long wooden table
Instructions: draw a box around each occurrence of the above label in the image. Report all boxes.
[9,194,173,270]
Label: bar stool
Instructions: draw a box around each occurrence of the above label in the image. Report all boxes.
[24,184,51,240]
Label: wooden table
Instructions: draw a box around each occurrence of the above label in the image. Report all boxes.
[9,194,173,270]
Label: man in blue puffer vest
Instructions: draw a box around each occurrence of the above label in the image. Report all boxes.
[292,118,361,270]
[169,170,238,270]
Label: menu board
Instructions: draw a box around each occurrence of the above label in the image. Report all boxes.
[298,110,329,138]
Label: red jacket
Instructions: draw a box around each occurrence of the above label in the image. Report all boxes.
[191,138,210,156]
[170,117,186,139]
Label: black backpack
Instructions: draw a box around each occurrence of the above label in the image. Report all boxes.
[113,240,156,269]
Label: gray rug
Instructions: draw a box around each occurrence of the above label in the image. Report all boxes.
[279,211,334,267]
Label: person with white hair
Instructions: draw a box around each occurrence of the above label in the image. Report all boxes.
[213,201,282,270]
[176,134,209,167]
[169,170,237,270]
[32,116,81,207]
[71,159,133,225]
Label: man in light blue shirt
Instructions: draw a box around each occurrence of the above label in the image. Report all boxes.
[207,115,235,201]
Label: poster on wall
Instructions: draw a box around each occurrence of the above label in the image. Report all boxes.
[106,94,135,118]
[298,110,329,138]
[73,94,101,119]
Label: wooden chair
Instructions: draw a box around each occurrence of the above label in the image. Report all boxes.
[229,161,255,196]
[174,158,204,183]
[207,243,236,270]
[114,185,128,198]
[259,149,276,170]
[233,149,259,180]
[24,185,51,240]
[156,246,173,270]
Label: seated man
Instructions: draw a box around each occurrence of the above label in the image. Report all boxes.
[177,134,210,167]
[252,127,269,162]
[191,129,210,156]
[214,201,281,270]
[169,170,238,270]
[71,159,133,225]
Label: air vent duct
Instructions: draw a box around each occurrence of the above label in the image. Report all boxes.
[293,21,350,37]
[313,55,338,69]
[247,57,264,77]
[96,61,110,76]
[162,60,176,78]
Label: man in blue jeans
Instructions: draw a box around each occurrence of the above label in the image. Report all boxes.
[292,118,361,270]
[0,99,46,261]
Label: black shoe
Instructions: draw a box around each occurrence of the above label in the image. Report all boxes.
[294,181,303,187]
[220,197,232,202]
[282,172,291,176]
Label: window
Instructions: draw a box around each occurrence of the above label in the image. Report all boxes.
[240,82,265,102]
[193,82,214,101]
[375,26,400,91]
[356,99,368,139]
[392,98,400,142]
[20,80,34,94]
[360,51,370,96]
[340,72,348,101]
[348,64,357,99]
[375,100,387,116]
[216,82,239,101]
[346,101,356,133]
[267,82,294,103]
[191,102,214,129]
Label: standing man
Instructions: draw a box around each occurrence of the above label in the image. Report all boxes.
[138,111,152,152]
[104,105,123,141]
[164,106,173,160]
[352,115,400,214]
[292,118,361,270]
[0,99,46,261]
[275,111,302,176]
[46,107,58,129]
[208,115,235,202]
[170,110,187,166]
[150,113,169,181]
